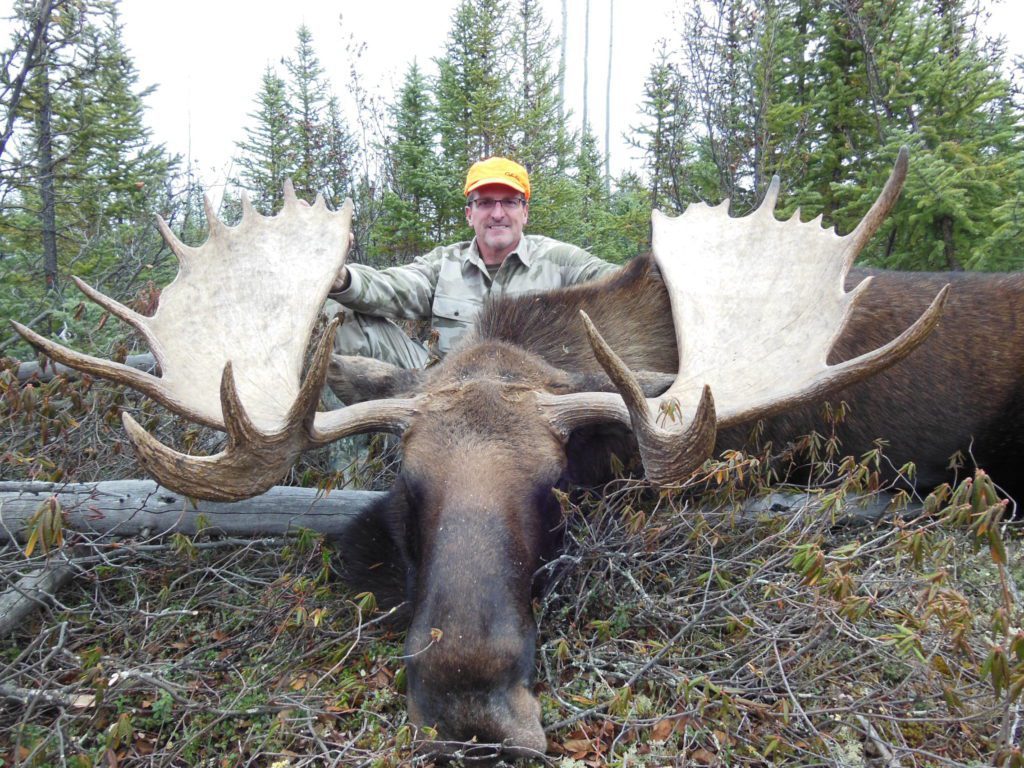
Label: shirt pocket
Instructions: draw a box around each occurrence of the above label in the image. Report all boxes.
[432,294,482,354]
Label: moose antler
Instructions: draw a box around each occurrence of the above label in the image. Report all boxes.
[542,148,948,486]
[13,184,420,500]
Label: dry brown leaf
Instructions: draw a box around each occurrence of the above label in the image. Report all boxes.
[71,693,96,709]
[561,738,593,752]
[691,747,718,765]
[651,718,676,741]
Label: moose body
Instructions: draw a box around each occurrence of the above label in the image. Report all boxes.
[477,259,1024,498]
[766,267,1024,497]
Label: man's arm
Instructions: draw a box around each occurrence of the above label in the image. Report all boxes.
[549,242,619,285]
[328,250,444,321]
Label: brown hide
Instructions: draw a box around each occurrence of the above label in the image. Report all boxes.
[807,268,1024,495]
[478,256,1024,499]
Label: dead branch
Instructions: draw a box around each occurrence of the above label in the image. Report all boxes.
[0,550,75,637]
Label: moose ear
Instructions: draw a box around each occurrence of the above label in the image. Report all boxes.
[327,355,427,404]
[563,370,675,398]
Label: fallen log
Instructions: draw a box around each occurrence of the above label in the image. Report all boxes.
[0,480,385,544]
[11,352,157,383]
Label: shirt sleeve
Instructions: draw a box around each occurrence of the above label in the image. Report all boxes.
[328,248,443,321]
[547,242,619,285]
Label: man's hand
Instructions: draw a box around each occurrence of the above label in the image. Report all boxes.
[331,265,351,293]
[330,232,355,292]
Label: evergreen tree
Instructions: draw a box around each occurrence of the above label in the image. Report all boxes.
[373,61,448,258]
[435,0,516,172]
[317,96,357,209]
[1,0,173,341]
[284,25,329,199]
[509,0,572,173]
[233,67,294,214]
[668,0,1024,271]
[631,42,692,214]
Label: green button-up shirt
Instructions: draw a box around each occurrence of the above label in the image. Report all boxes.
[332,235,617,354]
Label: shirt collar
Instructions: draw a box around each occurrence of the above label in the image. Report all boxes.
[466,236,532,272]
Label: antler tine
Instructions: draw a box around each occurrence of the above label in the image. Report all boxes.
[757,176,782,216]
[202,194,227,238]
[577,311,717,486]
[72,276,146,335]
[845,146,908,266]
[122,361,312,501]
[282,178,307,210]
[290,316,340,425]
[240,191,257,219]
[10,317,190,412]
[156,214,198,267]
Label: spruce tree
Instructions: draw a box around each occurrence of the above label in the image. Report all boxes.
[510,0,572,173]
[374,61,448,258]
[233,67,294,214]
[1,0,173,339]
[435,0,516,170]
[284,25,329,199]
[631,42,691,214]
[318,96,357,209]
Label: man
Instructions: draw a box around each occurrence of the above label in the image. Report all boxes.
[326,157,617,368]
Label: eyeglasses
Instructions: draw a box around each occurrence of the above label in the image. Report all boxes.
[468,197,526,212]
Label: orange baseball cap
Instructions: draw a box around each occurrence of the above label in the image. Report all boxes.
[464,157,531,201]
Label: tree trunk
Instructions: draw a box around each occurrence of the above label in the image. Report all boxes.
[36,30,58,308]
[940,214,963,271]
[604,0,613,193]
[558,0,568,126]
[14,352,158,383]
[582,0,591,132]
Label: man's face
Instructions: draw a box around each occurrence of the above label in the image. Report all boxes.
[465,183,529,265]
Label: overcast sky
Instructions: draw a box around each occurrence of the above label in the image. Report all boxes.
[4,0,1023,194]
[117,0,678,190]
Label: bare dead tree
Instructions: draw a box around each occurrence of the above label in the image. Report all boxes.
[0,0,54,163]
[582,0,591,132]
[604,0,613,192]
[558,0,568,125]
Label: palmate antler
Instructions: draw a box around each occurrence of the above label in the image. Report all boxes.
[13,184,420,500]
[540,148,949,485]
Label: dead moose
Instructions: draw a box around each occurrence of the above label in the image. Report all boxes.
[15,148,1023,756]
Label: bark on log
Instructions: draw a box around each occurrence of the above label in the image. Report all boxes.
[0,480,386,544]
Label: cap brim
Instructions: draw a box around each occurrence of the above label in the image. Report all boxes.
[465,177,529,199]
